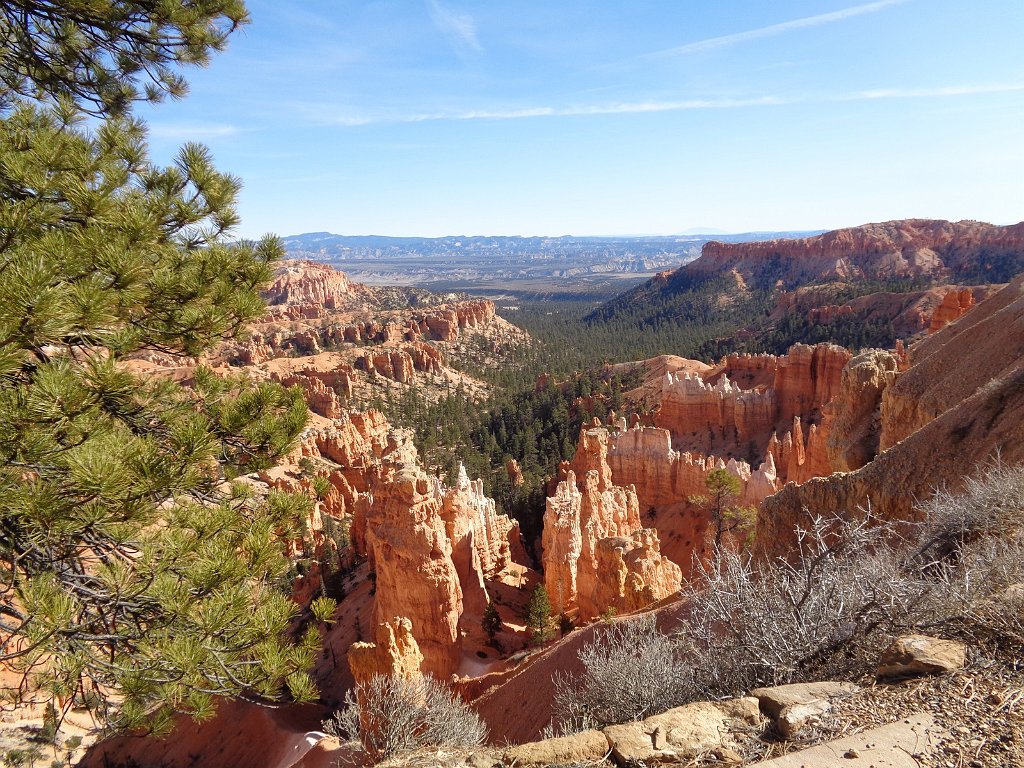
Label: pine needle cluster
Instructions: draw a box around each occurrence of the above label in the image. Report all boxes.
[0,0,330,734]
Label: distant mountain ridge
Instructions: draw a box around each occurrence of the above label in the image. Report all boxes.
[282,231,822,251]
[586,219,1024,356]
[690,219,1024,285]
[280,231,822,291]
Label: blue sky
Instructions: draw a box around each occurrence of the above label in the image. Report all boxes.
[137,0,1024,238]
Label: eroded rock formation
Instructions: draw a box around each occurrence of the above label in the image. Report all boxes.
[544,427,685,619]
[928,288,975,332]
[348,616,424,685]
[693,220,1024,284]
[350,457,524,677]
[583,529,682,619]
[655,344,850,479]
[826,349,901,471]
[760,275,1024,555]
[264,260,373,312]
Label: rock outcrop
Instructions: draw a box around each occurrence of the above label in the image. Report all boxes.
[363,469,465,678]
[583,529,682,619]
[603,697,761,764]
[760,275,1024,555]
[354,342,443,383]
[347,616,424,685]
[693,219,1024,284]
[265,354,355,417]
[928,287,976,332]
[542,467,645,618]
[826,349,901,471]
[751,681,859,738]
[655,344,849,482]
[264,260,373,312]
[655,370,775,457]
[356,457,524,676]
[876,635,966,680]
[543,428,683,619]
[605,425,778,513]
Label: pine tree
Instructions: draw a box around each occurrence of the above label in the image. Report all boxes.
[481,602,502,645]
[0,1,249,115]
[525,585,554,645]
[690,469,758,553]
[0,0,332,734]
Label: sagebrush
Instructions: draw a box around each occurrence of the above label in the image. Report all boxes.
[551,462,1024,733]
[325,674,486,759]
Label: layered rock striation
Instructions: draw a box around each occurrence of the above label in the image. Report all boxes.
[543,427,685,619]
[264,260,373,311]
[692,219,1024,285]
[544,430,688,622]
[361,461,524,677]
[654,343,849,484]
[760,275,1024,555]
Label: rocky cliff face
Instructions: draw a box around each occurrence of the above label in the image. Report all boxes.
[363,468,465,677]
[244,401,527,682]
[928,288,976,333]
[264,260,374,312]
[204,262,526,410]
[760,275,1024,555]
[361,460,526,677]
[347,616,424,686]
[584,529,682,619]
[354,342,444,383]
[599,422,777,570]
[654,370,776,458]
[604,425,777,513]
[694,220,1024,285]
[826,349,901,472]
[543,428,681,619]
[653,343,849,483]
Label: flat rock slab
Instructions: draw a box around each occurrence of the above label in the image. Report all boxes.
[750,713,945,767]
[751,682,860,718]
[503,729,609,766]
[752,681,859,737]
[877,635,966,680]
[603,697,760,764]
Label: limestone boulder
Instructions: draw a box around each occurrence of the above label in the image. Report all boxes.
[752,681,858,737]
[749,713,944,767]
[602,697,761,764]
[502,730,609,766]
[876,635,966,680]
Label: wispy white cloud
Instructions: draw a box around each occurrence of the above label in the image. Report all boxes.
[306,96,787,126]
[295,80,1023,128]
[427,0,482,57]
[648,0,909,58]
[845,83,1024,100]
[147,123,241,140]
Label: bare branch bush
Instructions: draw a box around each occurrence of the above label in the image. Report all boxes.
[552,463,1024,733]
[323,674,486,761]
[550,612,693,733]
[913,460,1024,647]
[682,511,919,695]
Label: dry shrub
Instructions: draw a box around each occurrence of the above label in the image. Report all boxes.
[913,460,1024,649]
[324,674,486,761]
[551,462,1024,733]
[682,511,922,695]
[550,612,692,733]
